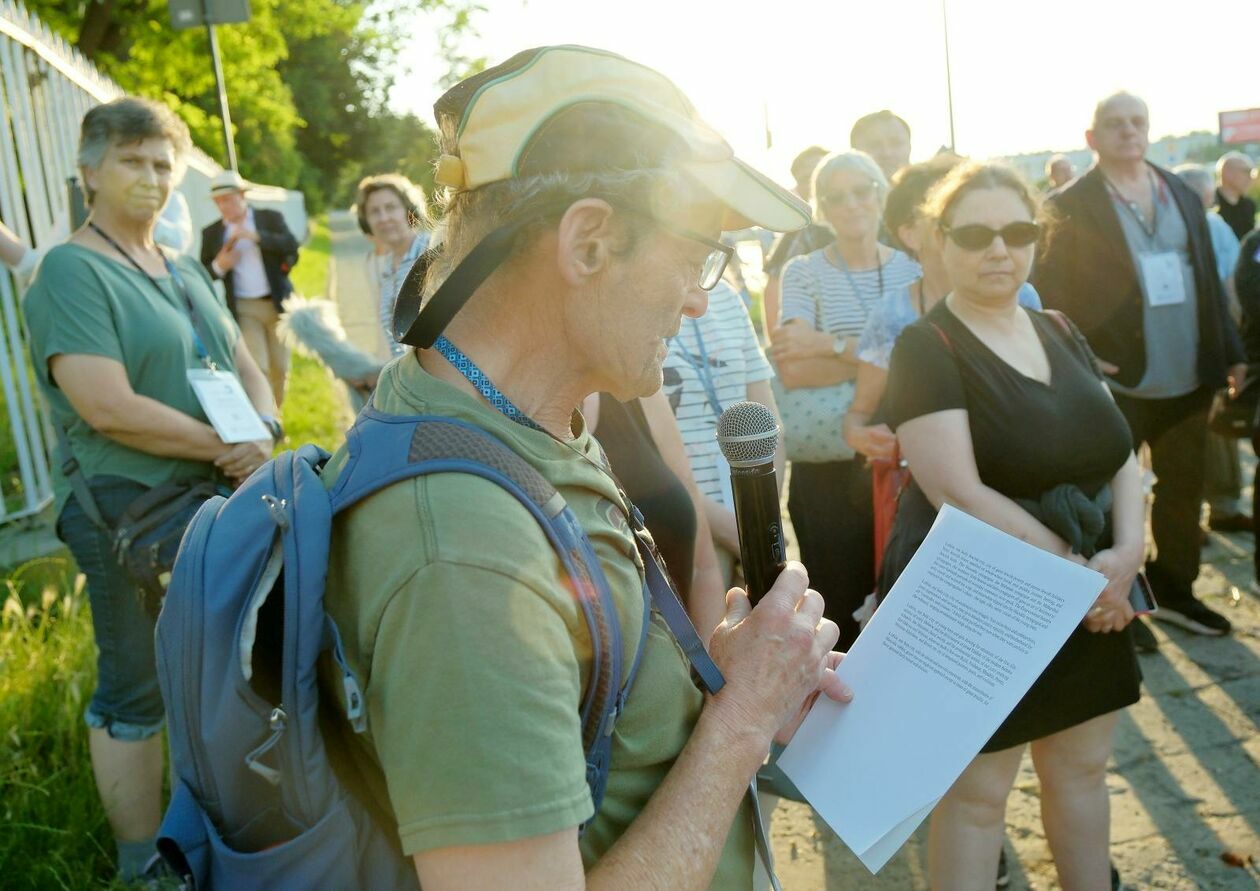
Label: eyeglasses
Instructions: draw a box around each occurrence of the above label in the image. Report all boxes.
[819,182,878,208]
[616,206,733,290]
[941,222,1041,251]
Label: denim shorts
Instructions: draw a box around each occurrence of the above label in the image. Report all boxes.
[57,476,166,741]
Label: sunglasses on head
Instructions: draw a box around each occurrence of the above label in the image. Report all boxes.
[819,182,878,208]
[941,222,1041,251]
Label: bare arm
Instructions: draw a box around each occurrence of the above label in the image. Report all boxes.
[769,321,857,389]
[638,389,726,638]
[414,564,850,891]
[843,362,896,460]
[762,275,782,332]
[0,219,29,270]
[897,409,1083,561]
[50,354,226,462]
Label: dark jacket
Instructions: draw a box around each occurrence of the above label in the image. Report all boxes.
[1032,163,1244,390]
[201,206,299,316]
[1234,229,1260,363]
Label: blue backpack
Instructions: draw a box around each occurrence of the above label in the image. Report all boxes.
[153,409,672,889]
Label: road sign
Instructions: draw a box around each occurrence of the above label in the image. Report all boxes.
[168,0,251,30]
[1219,108,1260,146]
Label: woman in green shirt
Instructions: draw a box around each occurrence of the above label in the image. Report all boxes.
[22,97,278,884]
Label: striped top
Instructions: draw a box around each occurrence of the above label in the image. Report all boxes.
[662,283,774,501]
[780,247,921,337]
[366,231,430,359]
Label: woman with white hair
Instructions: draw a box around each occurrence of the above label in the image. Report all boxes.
[22,97,278,883]
[769,150,920,648]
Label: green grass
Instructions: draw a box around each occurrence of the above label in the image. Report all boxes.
[0,213,347,886]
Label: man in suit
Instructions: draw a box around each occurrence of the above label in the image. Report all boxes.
[1034,91,1246,644]
[201,170,299,404]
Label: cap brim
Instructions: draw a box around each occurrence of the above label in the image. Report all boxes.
[683,156,811,233]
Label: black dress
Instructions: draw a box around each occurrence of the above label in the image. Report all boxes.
[883,302,1141,751]
[593,395,698,601]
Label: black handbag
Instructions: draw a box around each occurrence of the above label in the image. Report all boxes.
[110,479,221,615]
[55,430,220,616]
[1207,371,1260,439]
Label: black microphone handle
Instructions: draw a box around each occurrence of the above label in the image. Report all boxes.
[730,461,786,606]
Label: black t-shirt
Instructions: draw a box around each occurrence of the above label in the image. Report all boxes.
[882,301,1141,751]
[885,301,1133,499]
[1216,188,1256,241]
[594,395,697,600]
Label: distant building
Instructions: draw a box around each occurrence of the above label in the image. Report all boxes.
[1003,131,1220,184]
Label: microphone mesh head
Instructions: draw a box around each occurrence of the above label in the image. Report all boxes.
[716,401,779,467]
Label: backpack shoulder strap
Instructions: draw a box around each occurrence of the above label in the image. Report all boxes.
[328,408,629,820]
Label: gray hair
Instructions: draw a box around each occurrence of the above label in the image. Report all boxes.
[426,165,695,300]
[810,150,889,222]
[1216,150,1254,180]
[1174,163,1214,199]
[78,97,191,200]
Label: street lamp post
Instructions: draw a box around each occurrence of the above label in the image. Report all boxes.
[167,0,251,171]
[203,8,237,171]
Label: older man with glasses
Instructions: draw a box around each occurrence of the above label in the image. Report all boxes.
[320,46,853,890]
[1033,91,1246,647]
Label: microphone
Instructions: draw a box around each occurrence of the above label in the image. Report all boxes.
[716,401,786,606]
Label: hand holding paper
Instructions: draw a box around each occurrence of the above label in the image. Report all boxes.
[778,505,1105,873]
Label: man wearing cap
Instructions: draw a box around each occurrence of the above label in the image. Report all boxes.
[318,46,851,890]
[200,171,299,403]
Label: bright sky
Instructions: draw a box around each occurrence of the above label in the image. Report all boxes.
[391,0,1253,186]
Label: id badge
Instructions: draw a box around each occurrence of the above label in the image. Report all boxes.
[187,369,270,443]
[1139,252,1186,307]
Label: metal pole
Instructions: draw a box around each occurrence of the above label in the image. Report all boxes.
[941,0,956,151]
[204,13,236,170]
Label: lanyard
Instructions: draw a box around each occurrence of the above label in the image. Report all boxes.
[428,335,725,691]
[89,223,217,370]
[1104,171,1163,242]
[830,247,886,314]
[671,319,724,420]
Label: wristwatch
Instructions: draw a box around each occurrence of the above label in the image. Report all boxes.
[260,414,284,443]
[831,336,848,358]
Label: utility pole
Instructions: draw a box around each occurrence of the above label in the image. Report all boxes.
[168,0,251,170]
[204,5,237,171]
[942,0,957,152]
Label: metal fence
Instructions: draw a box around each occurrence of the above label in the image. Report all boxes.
[0,1,305,526]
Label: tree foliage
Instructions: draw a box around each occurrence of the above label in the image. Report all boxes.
[24,0,477,211]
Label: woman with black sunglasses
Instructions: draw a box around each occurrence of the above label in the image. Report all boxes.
[881,161,1142,889]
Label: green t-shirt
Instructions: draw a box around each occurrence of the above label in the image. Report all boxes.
[23,243,240,513]
[320,355,754,887]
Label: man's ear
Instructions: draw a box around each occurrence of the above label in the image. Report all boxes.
[1084,129,1097,152]
[554,199,619,287]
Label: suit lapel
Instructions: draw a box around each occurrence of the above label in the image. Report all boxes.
[1078,166,1134,273]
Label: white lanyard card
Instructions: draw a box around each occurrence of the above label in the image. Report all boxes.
[187,369,269,443]
[1139,252,1187,307]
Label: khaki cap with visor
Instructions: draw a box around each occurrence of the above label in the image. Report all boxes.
[395,45,810,348]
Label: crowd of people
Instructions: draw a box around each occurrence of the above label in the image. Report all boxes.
[1,44,1257,891]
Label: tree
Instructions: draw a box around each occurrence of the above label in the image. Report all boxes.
[24,0,478,210]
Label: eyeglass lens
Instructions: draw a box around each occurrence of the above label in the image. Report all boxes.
[821,183,876,207]
[700,249,728,290]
